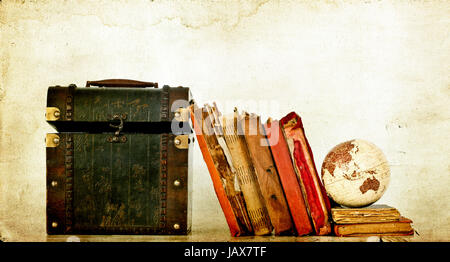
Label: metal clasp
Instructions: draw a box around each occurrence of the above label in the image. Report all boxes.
[107,114,127,143]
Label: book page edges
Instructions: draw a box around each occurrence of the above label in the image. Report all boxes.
[222,114,273,236]
[190,109,243,237]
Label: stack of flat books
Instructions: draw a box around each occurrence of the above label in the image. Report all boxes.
[189,103,331,236]
[331,205,414,237]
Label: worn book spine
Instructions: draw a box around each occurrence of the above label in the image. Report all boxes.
[203,107,253,234]
[239,113,294,235]
[189,105,251,236]
[280,112,331,235]
[264,120,313,236]
[334,217,414,237]
[331,205,402,224]
[221,109,273,236]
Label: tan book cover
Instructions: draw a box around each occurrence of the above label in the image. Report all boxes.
[239,112,294,236]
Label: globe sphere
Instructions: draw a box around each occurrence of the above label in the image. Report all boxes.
[321,139,390,207]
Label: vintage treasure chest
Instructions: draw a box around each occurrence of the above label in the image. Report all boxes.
[46,79,193,235]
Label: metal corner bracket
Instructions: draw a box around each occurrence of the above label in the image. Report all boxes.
[174,108,190,122]
[174,135,190,149]
[46,107,61,121]
[46,134,60,148]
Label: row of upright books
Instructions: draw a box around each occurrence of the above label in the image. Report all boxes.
[189,103,331,236]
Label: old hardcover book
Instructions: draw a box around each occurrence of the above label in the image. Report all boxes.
[189,103,252,236]
[331,204,401,224]
[221,107,273,236]
[334,217,414,237]
[238,112,294,235]
[46,79,193,235]
[264,119,313,236]
[280,112,331,235]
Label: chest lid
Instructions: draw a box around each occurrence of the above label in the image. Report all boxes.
[46,79,192,134]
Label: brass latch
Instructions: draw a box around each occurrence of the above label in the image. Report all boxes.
[46,107,61,121]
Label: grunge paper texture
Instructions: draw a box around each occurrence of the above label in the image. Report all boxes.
[0,0,448,241]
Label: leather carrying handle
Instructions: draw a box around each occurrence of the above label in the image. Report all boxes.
[86,79,158,88]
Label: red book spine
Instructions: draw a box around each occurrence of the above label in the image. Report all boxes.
[190,109,243,237]
[264,120,313,236]
[280,112,331,235]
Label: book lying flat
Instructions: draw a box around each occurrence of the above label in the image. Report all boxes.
[280,112,332,235]
[334,217,414,237]
[331,204,401,224]
[239,112,294,235]
[189,104,252,236]
[264,119,313,236]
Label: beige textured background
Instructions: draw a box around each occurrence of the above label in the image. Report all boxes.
[0,0,449,242]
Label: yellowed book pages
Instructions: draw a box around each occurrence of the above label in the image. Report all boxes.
[197,104,254,235]
[332,204,401,224]
[219,108,273,236]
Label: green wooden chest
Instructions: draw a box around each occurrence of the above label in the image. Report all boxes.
[46,79,193,235]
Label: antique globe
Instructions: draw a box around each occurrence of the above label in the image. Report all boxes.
[321,139,390,207]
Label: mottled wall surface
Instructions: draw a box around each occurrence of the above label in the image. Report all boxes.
[0,0,448,241]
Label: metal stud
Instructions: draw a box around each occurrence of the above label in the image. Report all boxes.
[52,222,58,228]
[51,181,58,187]
[53,111,61,118]
[173,180,181,187]
[173,223,180,230]
[53,137,60,145]
[174,138,181,145]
